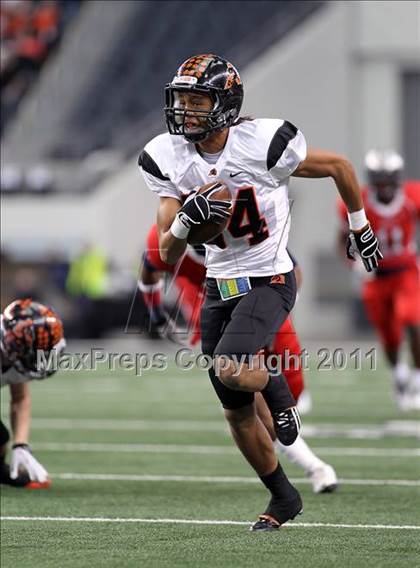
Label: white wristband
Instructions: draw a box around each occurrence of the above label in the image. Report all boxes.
[347,208,368,231]
[170,215,190,240]
[137,280,164,293]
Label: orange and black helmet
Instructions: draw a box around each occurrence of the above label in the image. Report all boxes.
[1,298,65,379]
[165,54,244,142]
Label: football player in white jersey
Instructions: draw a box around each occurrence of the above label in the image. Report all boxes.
[139,54,382,531]
[1,299,65,488]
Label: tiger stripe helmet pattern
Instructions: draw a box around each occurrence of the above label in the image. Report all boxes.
[165,54,244,142]
[1,299,65,379]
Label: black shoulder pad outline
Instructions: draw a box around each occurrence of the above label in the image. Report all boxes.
[267,121,298,171]
[138,150,170,181]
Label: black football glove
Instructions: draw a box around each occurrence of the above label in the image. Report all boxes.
[346,223,383,272]
[177,183,231,229]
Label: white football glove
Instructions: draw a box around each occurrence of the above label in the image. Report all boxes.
[10,444,49,483]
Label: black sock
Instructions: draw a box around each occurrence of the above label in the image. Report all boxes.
[0,451,7,476]
[259,462,296,500]
[261,373,295,414]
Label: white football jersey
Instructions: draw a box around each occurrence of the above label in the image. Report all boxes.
[139,118,307,278]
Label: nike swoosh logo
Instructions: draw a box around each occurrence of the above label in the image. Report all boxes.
[229,172,244,178]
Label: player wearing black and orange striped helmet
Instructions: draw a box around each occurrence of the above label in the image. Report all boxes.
[1,298,65,380]
[0,299,65,489]
[165,54,244,142]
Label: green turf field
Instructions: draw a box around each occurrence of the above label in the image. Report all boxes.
[1,355,419,568]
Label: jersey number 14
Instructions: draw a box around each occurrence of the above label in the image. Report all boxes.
[209,186,269,249]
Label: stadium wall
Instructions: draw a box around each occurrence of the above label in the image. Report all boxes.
[1,161,154,266]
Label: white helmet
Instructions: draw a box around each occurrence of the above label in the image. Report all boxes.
[364,149,404,174]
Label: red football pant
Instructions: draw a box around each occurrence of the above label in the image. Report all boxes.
[145,224,206,286]
[266,316,305,401]
[362,266,420,351]
[144,224,205,342]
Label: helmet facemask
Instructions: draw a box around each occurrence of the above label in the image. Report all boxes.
[165,86,234,143]
[368,170,402,204]
[365,149,404,205]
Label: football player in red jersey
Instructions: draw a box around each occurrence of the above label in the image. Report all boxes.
[138,223,206,345]
[139,223,338,493]
[338,150,420,410]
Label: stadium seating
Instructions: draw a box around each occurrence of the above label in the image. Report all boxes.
[1,0,324,192]
[0,0,81,132]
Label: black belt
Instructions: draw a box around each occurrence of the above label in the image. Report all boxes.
[206,271,294,287]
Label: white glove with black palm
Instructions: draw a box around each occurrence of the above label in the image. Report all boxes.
[347,223,383,272]
[10,444,49,483]
[171,183,231,239]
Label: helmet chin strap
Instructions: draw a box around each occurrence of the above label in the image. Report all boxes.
[184,113,227,143]
[184,130,213,143]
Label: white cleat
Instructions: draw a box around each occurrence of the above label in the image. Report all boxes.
[396,391,420,412]
[310,463,338,494]
[297,389,313,415]
[395,392,414,412]
[411,392,420,410]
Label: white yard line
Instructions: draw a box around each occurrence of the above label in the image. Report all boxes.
[31,442,420,458]
[27,418,420,439]
[310,448,420,457]
[1,516,419,530]
[30,418,229,432]
[53,472,420,487]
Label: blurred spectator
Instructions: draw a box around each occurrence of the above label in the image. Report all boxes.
[66,244,109,338]
[66,244,108,300]
[1,1,31,42]
[32,0,59,48]
[14,27,48,71]
[0,0,80,131]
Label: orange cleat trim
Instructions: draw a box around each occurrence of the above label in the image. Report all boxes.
[25,479,51,490]
[258,514,281,527]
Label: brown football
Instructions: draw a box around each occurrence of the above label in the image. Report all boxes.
[187,182,232,245]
